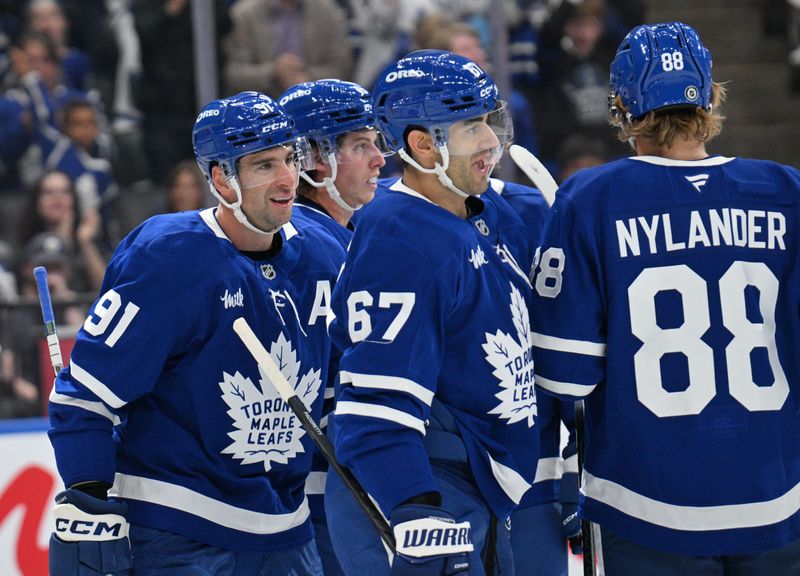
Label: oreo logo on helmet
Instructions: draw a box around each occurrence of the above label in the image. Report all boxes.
[385,69,426,83]
[280,89,312,106]
[197,109,220,121]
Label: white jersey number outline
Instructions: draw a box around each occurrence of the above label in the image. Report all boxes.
[629,262,788,417]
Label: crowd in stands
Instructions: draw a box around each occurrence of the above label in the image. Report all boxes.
[0,0,795,418]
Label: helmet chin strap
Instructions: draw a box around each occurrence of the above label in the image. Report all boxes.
[397,146,470,199]
[208,163,282,235]
[300,153,359,212]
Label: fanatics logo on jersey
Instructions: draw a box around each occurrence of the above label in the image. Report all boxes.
[261,264,276,280]
[685,174,709,192]
[484,283,537,427]
[221,287,244,309]
[469,245,488,269]
[219,332,321,471]
[474,218,490,236]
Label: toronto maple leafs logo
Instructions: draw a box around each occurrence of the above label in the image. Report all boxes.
[483,283,537,427]
[219,332,321,471]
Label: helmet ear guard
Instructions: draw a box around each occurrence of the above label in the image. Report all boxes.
[609,22,713,120]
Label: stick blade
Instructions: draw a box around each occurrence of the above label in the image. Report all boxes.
[508,144,558,207]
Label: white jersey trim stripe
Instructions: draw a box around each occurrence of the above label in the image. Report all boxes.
[563,454,578,475]
[585,472,800,531]
[629,155,735,167]
[533,457,562,484]
[532,332,606,356]
[200,208,229,240]
[305,471,327,495]
[535,375,594,398]
[110,473,310,534]
[488,454,531,504]
[49,388,120,424]
[340,371,435,406]
[335,401,427,435]
[70,361,127,409]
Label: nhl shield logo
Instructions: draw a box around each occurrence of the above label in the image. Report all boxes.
[261,264,276,280]
[474,219,490,236]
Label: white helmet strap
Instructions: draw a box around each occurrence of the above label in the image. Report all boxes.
[397,146,469,199]
[208,161,281,235]
[299,152,359,212]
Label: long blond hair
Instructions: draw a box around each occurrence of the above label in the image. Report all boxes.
[610,82,727,148]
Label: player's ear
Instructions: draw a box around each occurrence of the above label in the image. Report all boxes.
[406,129,436,169]
[210,164,236,203]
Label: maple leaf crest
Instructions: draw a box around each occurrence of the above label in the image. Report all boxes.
[219,332,321,471]
[483,283,537,427]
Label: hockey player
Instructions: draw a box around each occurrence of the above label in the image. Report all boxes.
[325,50,540,575]
[47,91,345,575]
[279,79,389,244]
[531,22,800,575]
[278,78,389,576]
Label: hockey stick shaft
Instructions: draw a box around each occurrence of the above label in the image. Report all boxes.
[232,317,396,552]
[575,400,595,575]
[508,144,558,208]
[34,266,64,375]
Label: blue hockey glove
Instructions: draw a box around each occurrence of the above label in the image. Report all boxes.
[50,488,132,576]
[390,504,472,576]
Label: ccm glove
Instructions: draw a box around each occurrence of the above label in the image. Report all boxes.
[390,504,472,576]
[50,488,132,576]
[561,501,583,555]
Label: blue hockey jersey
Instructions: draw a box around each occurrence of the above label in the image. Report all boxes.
[48,208,344,552]
[329,179,540,520]
[531,155,800,555]
[489,177,579,507]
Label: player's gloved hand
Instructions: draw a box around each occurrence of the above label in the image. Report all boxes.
[561,501,583,555]
[50,488,132,576]
[390,504,472,575]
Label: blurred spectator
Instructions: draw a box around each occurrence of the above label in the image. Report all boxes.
[163,159,209,213]
[61,0,150,191]
[790,0,800,92]
[415,15,540,159]
[44,98,120,250]
[17,169,106,293]
[0,231,87,418]
[534,0,628,167]
[556,133,608,183]
[347,0,436,88]
[133,0,232,184]
[224,0,352,97]
[24,0,91,91]
[0,342,40,418]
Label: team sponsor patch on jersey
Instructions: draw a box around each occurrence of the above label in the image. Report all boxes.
[219,333,321,471]
[484,283,537,426]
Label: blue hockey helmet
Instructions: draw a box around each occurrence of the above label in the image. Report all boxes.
[372,50,512,198]
[373,50,506,152]
[278,79,390,211]
[279,79,378,157]
[610,22,713,119]
[192,91,312,234]
[192,91,310,182]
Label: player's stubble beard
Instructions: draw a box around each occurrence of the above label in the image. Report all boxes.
[445,150,493,196]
